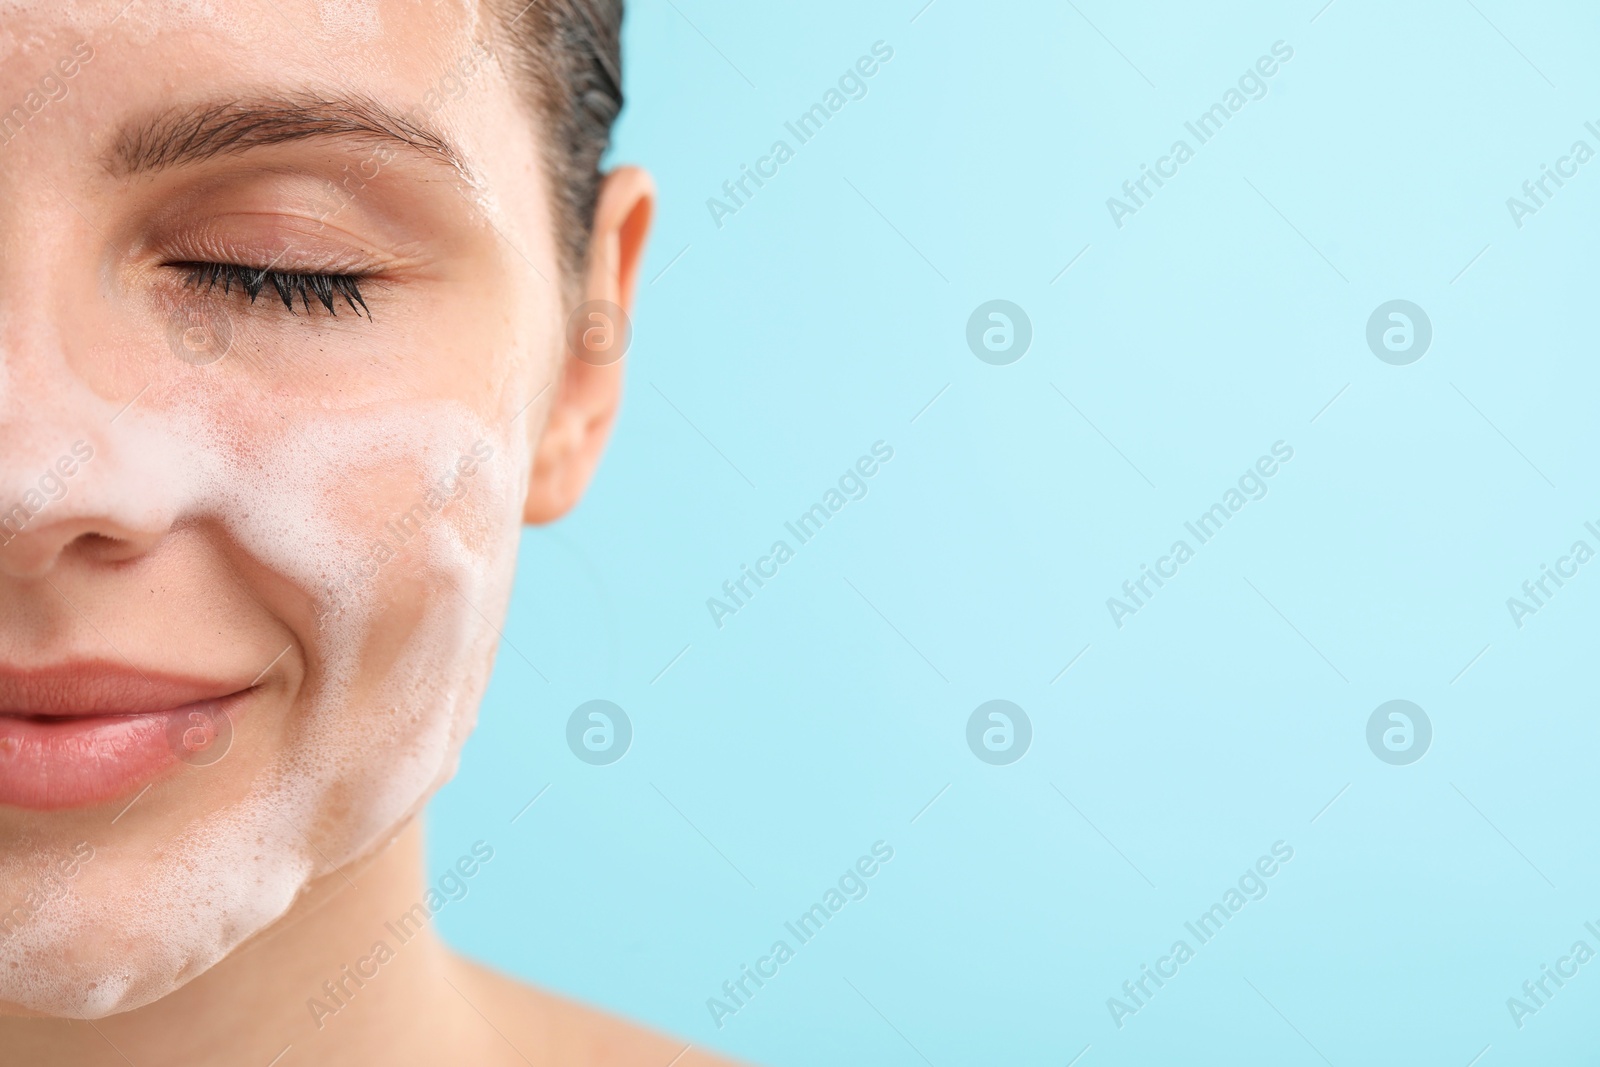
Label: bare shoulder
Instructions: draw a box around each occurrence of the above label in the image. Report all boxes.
[444,952,747,1067]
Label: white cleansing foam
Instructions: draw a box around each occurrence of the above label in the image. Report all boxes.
[0,383,530,1017]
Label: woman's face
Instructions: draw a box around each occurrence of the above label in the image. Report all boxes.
[0,0,580,1016]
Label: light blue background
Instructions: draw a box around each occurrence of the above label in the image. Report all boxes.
[431,2,1600,1063]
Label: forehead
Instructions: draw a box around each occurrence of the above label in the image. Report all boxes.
[0,0,558,272]
[0,0,487,70]
[0,0,523,172]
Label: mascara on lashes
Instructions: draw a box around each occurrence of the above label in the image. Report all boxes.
[179,262,372,319]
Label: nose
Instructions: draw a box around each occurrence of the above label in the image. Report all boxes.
[0,430,179,581]
[0,180,185,581]
[0,499,170,579]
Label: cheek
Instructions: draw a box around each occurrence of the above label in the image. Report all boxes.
[8,396,531,1019]
[290,409,524,851]
[238,399,523,692]
[324,422,523,707]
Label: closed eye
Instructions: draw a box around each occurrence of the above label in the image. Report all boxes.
[175,261,372,319]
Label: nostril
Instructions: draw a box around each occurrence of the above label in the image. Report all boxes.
[71,532,133,560]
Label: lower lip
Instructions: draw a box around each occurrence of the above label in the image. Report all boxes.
[0,694,246,811]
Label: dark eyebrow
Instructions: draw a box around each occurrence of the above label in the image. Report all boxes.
[106,92,469,177]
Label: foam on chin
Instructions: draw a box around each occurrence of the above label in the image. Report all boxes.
[0,390,527,1018]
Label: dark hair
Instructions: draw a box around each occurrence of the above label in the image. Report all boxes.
[493,0,624,289]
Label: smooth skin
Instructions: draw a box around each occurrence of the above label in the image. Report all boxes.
[2,822,732,1066]
[0,0,734,1062]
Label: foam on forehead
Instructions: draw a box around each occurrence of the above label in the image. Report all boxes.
[314,0,383,41]
[0,384,528,1017]
[0,0,221,38]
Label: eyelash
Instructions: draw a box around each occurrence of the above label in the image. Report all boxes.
[178,262,372,320]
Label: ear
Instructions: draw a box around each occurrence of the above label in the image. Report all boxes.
[523,166,655,525]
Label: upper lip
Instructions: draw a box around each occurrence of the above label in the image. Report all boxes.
[0,661,250,718]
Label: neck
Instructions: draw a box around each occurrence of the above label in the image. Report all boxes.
[0,817,491,1065]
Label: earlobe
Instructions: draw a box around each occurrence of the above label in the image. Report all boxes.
[522,166,655,526]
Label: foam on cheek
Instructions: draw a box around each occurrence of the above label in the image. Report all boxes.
[0,392,529,1017]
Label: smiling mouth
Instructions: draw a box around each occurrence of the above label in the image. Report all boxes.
[0,662,254,811]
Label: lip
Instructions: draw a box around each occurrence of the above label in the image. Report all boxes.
[0,662,254,810]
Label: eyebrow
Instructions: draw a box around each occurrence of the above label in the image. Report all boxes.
[106,92,469,178]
